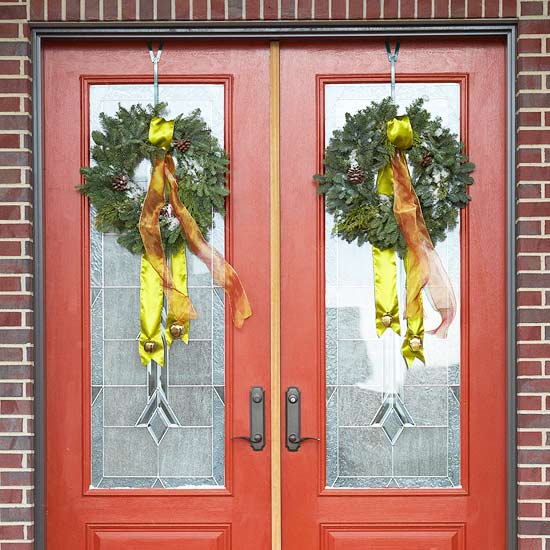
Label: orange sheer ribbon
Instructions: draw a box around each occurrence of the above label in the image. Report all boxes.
[391,151,456,338]
[139,154,252,329]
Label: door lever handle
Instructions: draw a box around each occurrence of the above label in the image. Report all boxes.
[232,386,265,451]
[286,387,320,452]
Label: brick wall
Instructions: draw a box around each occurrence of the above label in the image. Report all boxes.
[0,0,548,548]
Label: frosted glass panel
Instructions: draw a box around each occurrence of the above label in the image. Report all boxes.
[90,84,226,489]
[325,83,461,489]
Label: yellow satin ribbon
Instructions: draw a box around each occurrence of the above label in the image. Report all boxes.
[139,116,252,366]
[373,247,400,337]
[401,251,425,368]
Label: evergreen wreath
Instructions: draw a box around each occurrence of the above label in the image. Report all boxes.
[316,97,475,256]
[78,102,229,255]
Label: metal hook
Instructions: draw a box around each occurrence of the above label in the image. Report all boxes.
[385,40,400,102]
[147,41,164,106]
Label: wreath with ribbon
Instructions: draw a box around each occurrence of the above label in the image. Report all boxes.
[316,97,474,367]
[79,103,252,367]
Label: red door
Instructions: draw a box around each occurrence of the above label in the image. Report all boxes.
[43,42,272,548]
[43,38,509,550]
[280,39,508,549]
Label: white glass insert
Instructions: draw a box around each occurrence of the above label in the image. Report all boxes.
[325,83,461,489]
[90,84,226,489]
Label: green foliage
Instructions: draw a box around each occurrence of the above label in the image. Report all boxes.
[316,97,474,257]
[78,102,229,255]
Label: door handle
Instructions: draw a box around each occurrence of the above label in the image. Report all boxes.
[285,387,320,452]
[232,386,265,451]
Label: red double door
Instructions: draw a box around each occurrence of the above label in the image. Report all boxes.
[43,39,508,549]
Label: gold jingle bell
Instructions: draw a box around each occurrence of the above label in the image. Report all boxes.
[143,340,156,353]
[409,336,422,353]
[170,324,185,338]
[381,313,392,328]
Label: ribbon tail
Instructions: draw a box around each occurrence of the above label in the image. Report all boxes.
[164,157,252,328]
[401,252,425,368]
[424,247,457,338]
[138,158,198,329]
[166,245,190,347]
[372,246,400,336]
[139,253,165,366]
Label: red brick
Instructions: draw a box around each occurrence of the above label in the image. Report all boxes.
[314,0,329,17]
[0,98,20,113]
[0,489,22,505]
[1,543,34,550]
[348,0,364,18]
[519,74,543,91]
[518,325,542,341]
[47,0,62,20]
[0,312,22,327]
[518,183,542,199]
[518,202,550,217]
[434,0,448,18]
[519,378,550,393]
[0,526,24,540]
[211,0,226,19]
[366,0,381,18]
[518,290,543,306]
[519,537,542,550]
[140,0,154,19]
[519,520,550,536]
[520,503,544,517]
[0,5,26,18]
[519,343,550,359]
[0,242,21,257]
[157,0,172,18]
[518,220,542,235]
[518,238,550,253]
[519,431,543,446]
[0,277,21,292]
[519,130,550,146]
[417,0,432,17]
[122,0,137,18]
[519,38,543,54]
[0,471,32,487]
[63,0,79,19]
[450,0,466,17]
[484,0,499,16]
[0,401,32,417]
[103,0,118,20]
[518,112,542,129]
[468,0,482,16]
[84,0,99,19]
[193,0,208,19]
[519,148,542,164]
[521,1,545,15]
[0,418,23,433]
[519,465,543,482]
[384,0,398,18]
[245,0,260,18]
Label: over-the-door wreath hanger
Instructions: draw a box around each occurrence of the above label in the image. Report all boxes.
[316,41,475,367]
[78,42,252,368]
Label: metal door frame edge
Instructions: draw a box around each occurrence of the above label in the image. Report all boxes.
[31,22,517,550]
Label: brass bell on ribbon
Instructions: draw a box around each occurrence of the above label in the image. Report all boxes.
[170,324,185,338]
[409,336,422,353]
[143,340,156,353]
[381,313,393,328]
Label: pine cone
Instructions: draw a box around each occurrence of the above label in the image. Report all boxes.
[112,174,129,191]
[347,166,365,185]
[421,152,434,168]
[174,138,191,153]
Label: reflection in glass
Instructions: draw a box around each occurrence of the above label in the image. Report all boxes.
[325,84,461,489]
[90,85,226,489]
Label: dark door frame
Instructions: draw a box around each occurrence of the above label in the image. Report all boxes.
[31,21,517,550]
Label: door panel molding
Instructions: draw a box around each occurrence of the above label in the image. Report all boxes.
[79,74,235,498]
